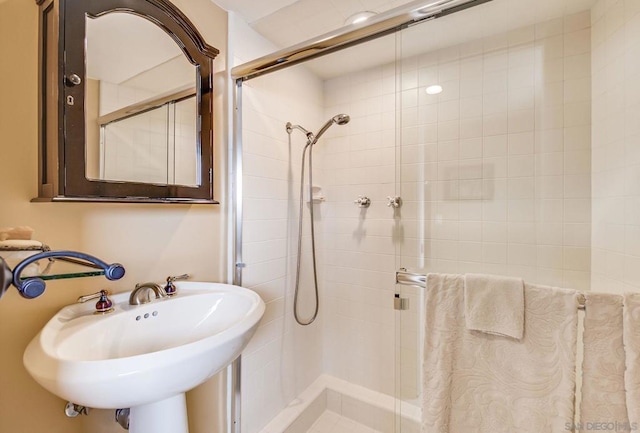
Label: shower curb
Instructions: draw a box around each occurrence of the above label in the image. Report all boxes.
[258,375,420,433]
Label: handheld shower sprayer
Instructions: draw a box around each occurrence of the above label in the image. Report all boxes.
[285,114,350,326]
[286,114,350,145]
[312,114,350,144]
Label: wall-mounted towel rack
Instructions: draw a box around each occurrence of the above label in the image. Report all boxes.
[0,251,125,300]
[395,269,587,311]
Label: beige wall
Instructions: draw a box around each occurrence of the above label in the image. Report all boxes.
[0,0,229,432]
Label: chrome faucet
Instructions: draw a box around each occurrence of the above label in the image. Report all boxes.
[128,282,168,305]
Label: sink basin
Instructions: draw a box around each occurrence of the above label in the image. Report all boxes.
[23,282,265,411]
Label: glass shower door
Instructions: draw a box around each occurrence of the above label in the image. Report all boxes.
[395,0,596,428]
[394,5,472,429]
[393,14,443,431]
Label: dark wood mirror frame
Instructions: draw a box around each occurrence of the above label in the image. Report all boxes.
[35,0,219,203]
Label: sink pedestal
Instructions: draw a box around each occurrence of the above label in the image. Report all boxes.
[130,394,188,433]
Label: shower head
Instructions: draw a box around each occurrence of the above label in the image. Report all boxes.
[286,114,350,145]
[332,113,350,125]
[312,113,350,144]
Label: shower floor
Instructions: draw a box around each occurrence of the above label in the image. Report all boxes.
[306,410,384,433]
[258,376,413,433]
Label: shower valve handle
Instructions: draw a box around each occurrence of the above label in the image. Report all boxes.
[354,196,371,208]
[387,196,402,209]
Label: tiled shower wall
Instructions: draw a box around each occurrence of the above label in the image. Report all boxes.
[320,10,592,402]
[320,62,398,397]
[590,0,640,293]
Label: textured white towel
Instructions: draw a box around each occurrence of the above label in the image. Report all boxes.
[464,273,524,340]
[624,293,640,428]
[580,293,629,428]
[423,274,579,433]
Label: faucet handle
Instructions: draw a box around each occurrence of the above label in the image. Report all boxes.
[353,196,371,208]
[77,290,114,314]
[387,196,402,209]
[164,274,189,296]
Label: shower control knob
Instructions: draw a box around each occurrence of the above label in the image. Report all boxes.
[387,196,402,209]
[354,196,371,208]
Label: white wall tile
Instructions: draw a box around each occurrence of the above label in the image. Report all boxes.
[483,134,508,157]
[564,28,591,56]
[536,17,564,40]
[564,10,591,33]
[591,0,640,292]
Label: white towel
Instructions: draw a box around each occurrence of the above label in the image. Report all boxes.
[624,293,640,428]
[464,273,524,340]
[423,274,578,433]
[0,240,45,250]
[580,293,629,428]
[0,239,48,276]
[0,226,34,241]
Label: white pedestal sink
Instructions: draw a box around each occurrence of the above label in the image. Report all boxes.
[23,282,265,433]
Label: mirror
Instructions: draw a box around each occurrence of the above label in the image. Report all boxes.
[84,13,198,187]
[35,0,219,202]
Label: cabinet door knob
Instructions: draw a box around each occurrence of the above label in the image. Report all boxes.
[66,73,82,86]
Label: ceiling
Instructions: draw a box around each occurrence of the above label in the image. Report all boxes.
[214,0,599,80]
